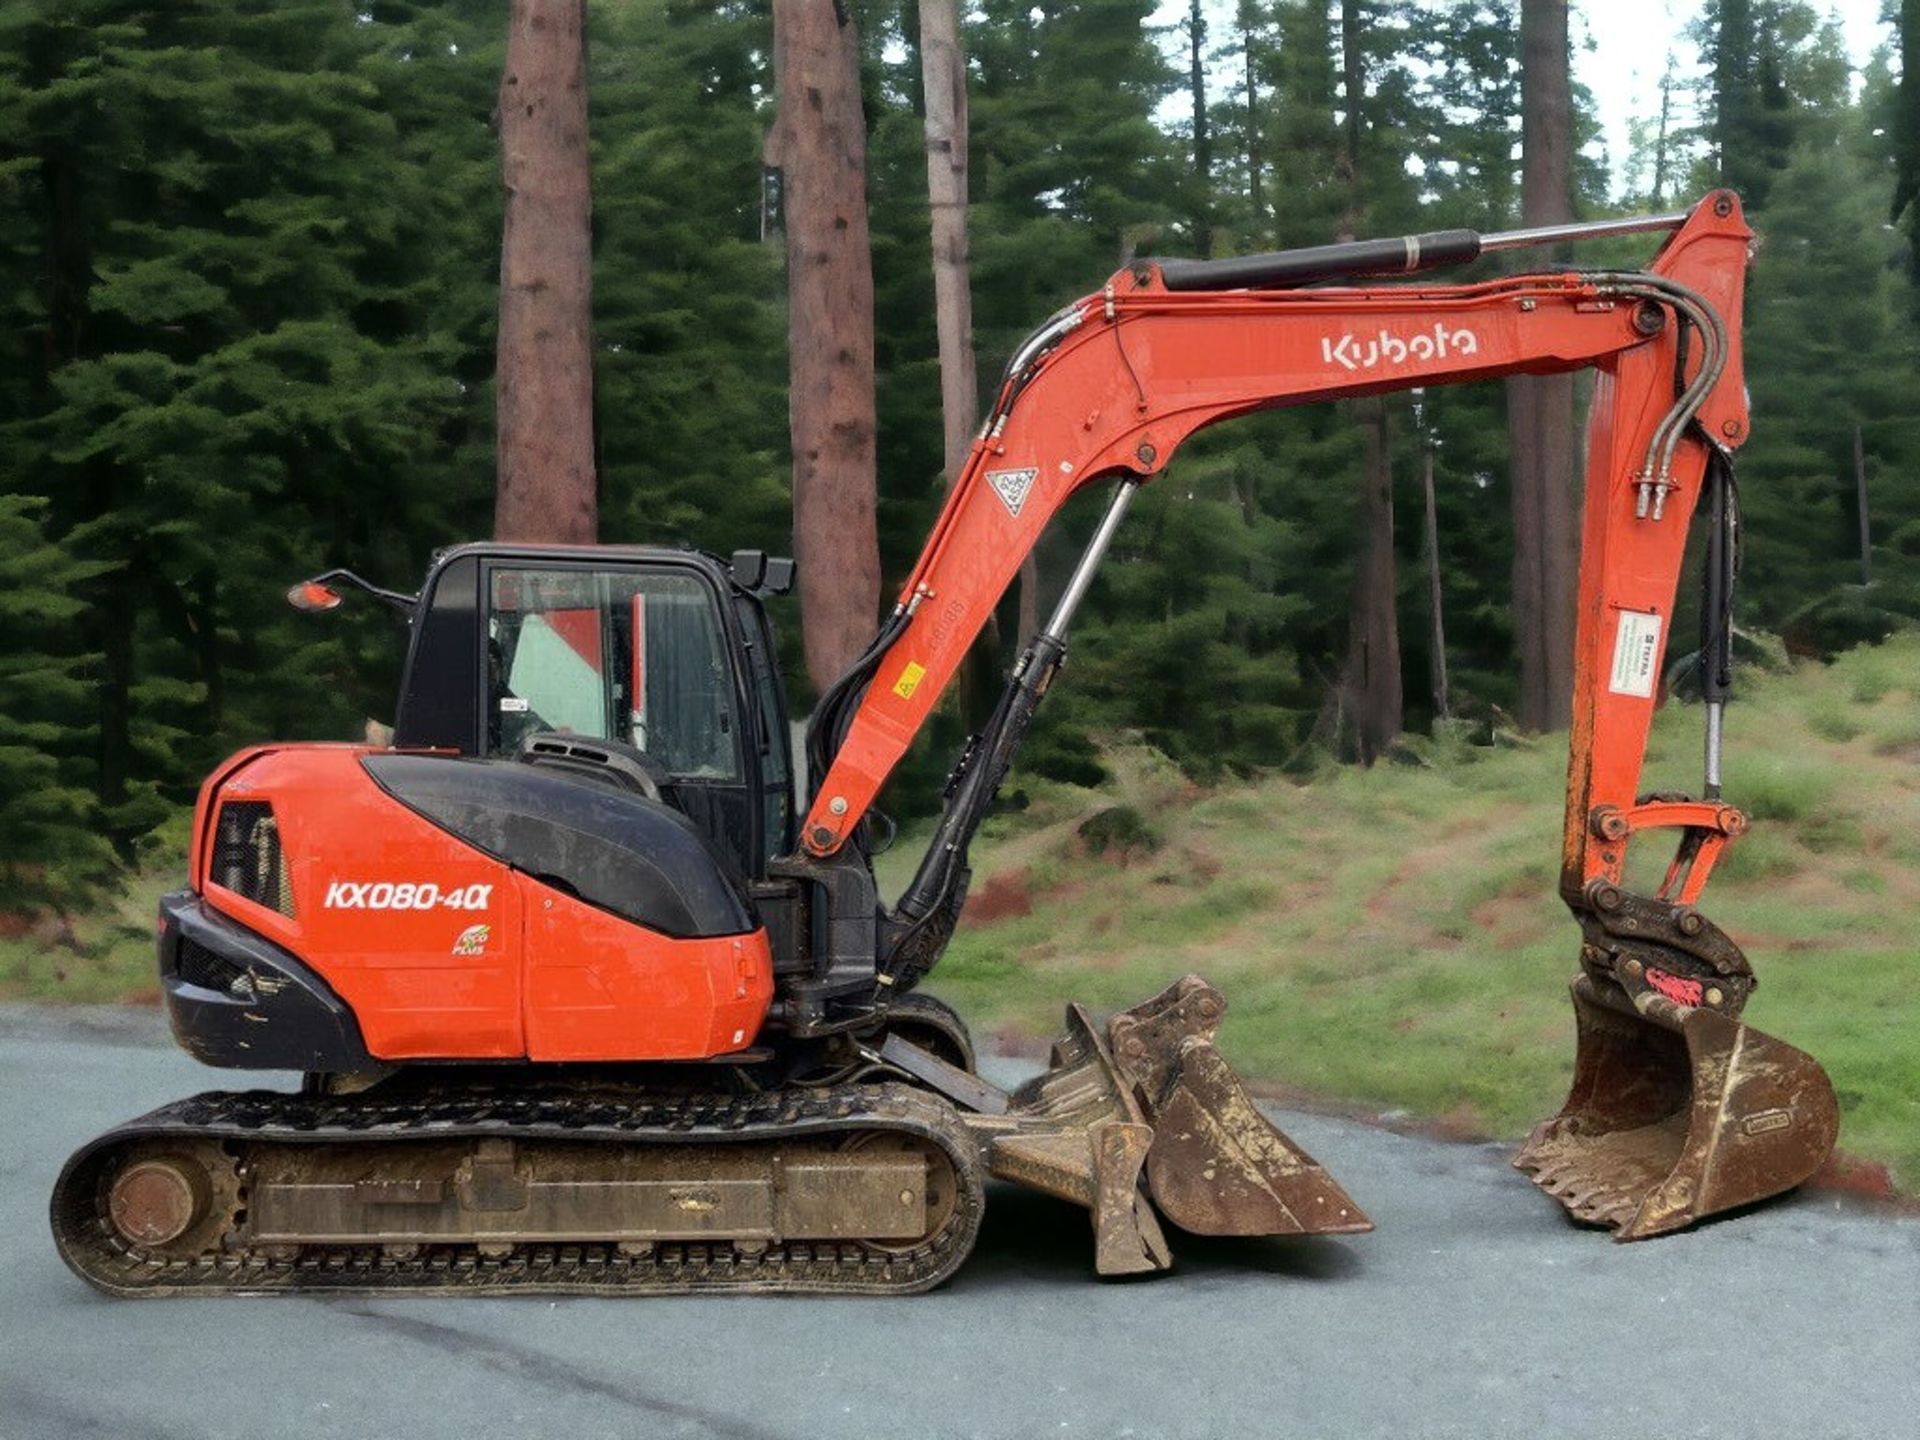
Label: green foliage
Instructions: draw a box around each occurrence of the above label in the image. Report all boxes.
[0,0,502,873]
[593,0,790,557]
[1894,0,1920,297]
[3,0,1920,916]
[0,496,117,910]
[929,648,1920,1190]
[0,0,800,904]
[1734,92,1920,648]
[1074,802,1162,858]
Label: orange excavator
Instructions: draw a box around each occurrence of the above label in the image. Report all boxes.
[53,191,1835,1296]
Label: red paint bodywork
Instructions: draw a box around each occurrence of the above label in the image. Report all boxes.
[195,747,772,1063]
[797,193,1755,921]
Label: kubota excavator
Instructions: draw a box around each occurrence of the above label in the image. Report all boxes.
[52,190,1837,1297]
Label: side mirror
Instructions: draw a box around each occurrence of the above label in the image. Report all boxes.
[287,580,343,612]
[730,551,796,597]
[283,568,419,615]
[730,550,768,590]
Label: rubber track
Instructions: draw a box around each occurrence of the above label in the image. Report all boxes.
[51,1081,986,1298]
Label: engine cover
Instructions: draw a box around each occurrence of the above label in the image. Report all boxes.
[179,746,772,1066]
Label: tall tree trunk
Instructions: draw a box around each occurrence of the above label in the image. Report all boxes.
[495,0,597,544]
[920,0,975,490]
[1894,0,1920,299]
[1854,423,1871,586]
[768,0,881,692]
[1713,0,1754,188]
[1338,0,1363,167]
[1343,405,1402,762]
[1335,0,1400,761]
[1651,53,1675,206]
[1242,19,1262,242]
[1188,0,1212,257]
[915,0,1035,653]
[1505,0,1577,731]
[1420,434,1450,721]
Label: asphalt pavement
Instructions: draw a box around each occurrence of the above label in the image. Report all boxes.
[1,1003,1914,1440]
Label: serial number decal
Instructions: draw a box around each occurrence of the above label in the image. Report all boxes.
[324,881,494,912]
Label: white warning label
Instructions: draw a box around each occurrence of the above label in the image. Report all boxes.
[1608,609,1663,698]
[987,467,1038,518]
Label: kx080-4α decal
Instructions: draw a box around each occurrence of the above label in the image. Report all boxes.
[323,881,494,912]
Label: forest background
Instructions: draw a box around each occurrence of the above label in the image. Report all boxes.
[3,0,1919,922]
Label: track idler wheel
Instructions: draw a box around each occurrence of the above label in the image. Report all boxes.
[100,1142,241,1257]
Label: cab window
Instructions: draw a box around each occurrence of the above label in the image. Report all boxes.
[736,597,794,860]
[486,566,740,781]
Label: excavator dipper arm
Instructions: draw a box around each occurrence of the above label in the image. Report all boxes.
[802,194,1755,865]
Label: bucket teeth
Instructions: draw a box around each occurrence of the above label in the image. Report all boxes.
[1517,971,1840,1241]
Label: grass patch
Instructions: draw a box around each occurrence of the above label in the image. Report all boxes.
[1736,755,1838,822]
[1805,698,1863,743]
[1,863,178,1003]
[927,640,1920,1191]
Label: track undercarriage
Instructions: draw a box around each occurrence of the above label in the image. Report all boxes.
[52,977,1370,1297]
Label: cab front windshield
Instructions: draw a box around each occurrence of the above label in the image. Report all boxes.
[485,566,739,781]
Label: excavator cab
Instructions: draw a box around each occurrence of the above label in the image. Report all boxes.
[387,543,798,879]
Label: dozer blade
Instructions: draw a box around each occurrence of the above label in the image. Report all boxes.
[980,975,1371,1276]
[1515,972,1839,1240]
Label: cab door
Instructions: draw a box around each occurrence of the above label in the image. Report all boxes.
[480,558,764,876]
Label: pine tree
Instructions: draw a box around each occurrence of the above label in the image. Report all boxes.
[1697,0,1852,209]
[1891,0,1920,296]
[496,0,598,544]
[769,0,883,691]
[1737,119,1920,646]
[590,0,789,559]
[1506,0,1578,733]
[0,497,116,911]
[0,0,499,863]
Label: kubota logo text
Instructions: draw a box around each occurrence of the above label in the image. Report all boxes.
[1322,323,1479,372]
[324,881,494,911]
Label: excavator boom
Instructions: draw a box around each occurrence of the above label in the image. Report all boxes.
[801,200,1750,859]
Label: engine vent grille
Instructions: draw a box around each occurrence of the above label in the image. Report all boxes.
[176,937,255,998]
[210,800,294,917]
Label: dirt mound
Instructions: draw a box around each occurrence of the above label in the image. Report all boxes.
[963,869,1033,923]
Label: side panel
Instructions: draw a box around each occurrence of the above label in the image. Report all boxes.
[203,748,525,1060]
[519,877,773,1061]
[196,746,772,1063]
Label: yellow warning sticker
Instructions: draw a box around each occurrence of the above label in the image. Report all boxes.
[892,661,927,700]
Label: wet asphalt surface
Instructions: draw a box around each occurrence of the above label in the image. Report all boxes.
[1,1003,1914,1440]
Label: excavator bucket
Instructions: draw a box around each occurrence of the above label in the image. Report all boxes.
[948,975,1370,1274]
[1514,971,1839,1240]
